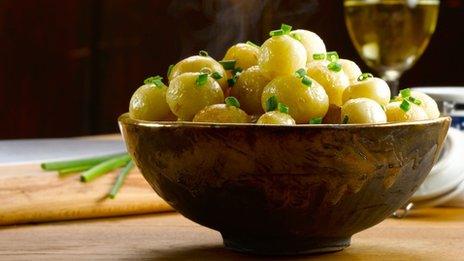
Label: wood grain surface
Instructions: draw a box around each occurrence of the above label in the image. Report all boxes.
[0,208,463,260]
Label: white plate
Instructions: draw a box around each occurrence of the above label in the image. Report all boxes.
[412,87,464,103]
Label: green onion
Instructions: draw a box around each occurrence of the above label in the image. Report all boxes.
[381,105,386,111]
[108,160,134,199]
[211,71,223,80]
[58,165,93,176]
[144,76,164,87]
[269,29,284,37]
[400,100,411,112]
[390,96,398,102]
[246,41,259,48]
[342,115,349,124]
[219,60,236,70]
[167,64,174,78]
[225,96,241,108]
[80,154,132,183]
[309,117,323,124]
[41,153,127,171]
[313,53,326,60]
[400,88,411,98]
[233,67,243,75]
[301,76,312,87]
[199,50,209,57]
[408,96,422,106]
[295,68,306,78]
[196,73,208,86]
[290,32,301,41]
[228,73,240,87]
[277,102,289,114]
[326,51,339,62]
[281,23,292,34]
[357,73,374,82]
[327,62,342,72]
[266,95,278,112]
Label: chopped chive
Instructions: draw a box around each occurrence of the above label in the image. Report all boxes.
[269,29,284,37]
[144,76,164,87]
[301,76,312,87]
[390,96,398,102]
[246,41,260,48]
[309,117,323,124]
[357,73,374,82]
[266,95,278,112]
[290,32,302,41]
[41,153,128,171]
[227,72,241,87]
[381,105,386,111]
[327,62,342,72]
[281,23,292,33]
[219,60,236,70]
[408,96,422,106]
[342,115,349,124]
[400,88,411,98]
[225,96,241,108]
[167,64,174,78]
[108,160,134,199]
[211,71,223,80]
[80,154,132,183]
[58,165,93,176]
[278,102,289,114]
[295,68,306,78]
[199,50,209,56]
[313,53,326,60]
[400,100,411,112]
[233,67,243,75]
[326,51,339,62]
[196,73,208,86]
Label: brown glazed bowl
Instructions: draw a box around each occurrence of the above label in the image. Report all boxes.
[119,113,450,255]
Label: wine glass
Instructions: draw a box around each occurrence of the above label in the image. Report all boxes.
[344,0,440,96]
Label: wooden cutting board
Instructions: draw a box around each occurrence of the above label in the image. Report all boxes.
[0,162,173,226]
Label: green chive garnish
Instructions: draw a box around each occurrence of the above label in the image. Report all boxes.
[211,71,223,80]
[219,60,236,70]
[144,76,164,87]
[400,100,411,112]
[225,96,241,108]
[108,160,134,199]
[313,53,326,60]
[342,115,349,124]
[246,41,259,48]
[278,102,289,114]
[233,67,243,75]
[266,95,278,112]
[400,88,411,98]
[196,73,208,86]
[167,64,174,78]
[80,154,132,183]
[408,96,422,106]
[326,51,339,62]
[199,50,209,57]
[327,62,342,72]
[41,153,128,171]
[357,73,374,82]
[309,117,323,124]
[290,32,302,41]
[295,68,306,78]
[381,105,386,111]
[281,23,292,34]
[269,29,284,37]
[301,76,312,87]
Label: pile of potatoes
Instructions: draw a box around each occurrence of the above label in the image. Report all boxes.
[129,24,439,125]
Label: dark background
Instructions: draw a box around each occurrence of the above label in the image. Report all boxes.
[1,0,463,139]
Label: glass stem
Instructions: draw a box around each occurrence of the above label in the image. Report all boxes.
[380,70,401,97]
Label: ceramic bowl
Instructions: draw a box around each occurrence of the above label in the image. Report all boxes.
[119,113,450,255]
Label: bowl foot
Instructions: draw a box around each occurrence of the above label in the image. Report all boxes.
[222,234,351,255]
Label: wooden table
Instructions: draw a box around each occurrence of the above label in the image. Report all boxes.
[1,208,463,260]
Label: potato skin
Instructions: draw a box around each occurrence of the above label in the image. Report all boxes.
[261,75,329,123]
[258,35,307,78]
[386,101,428,122]
[290,29,326,64]
[223,43,260,70]
[339,59,362,84]
[192,104,250,124]
[257,111,296,125]
[166,72,224,121]
[342,77,391,107]
[129,83,174,121]
[341,98,387,124]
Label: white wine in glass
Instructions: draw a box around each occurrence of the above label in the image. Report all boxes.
[344,0,439,95]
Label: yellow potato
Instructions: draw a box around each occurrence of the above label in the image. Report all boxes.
[342,77,391,107]
[290,29,326,64]
[258,35,307,78]
[168,55,228,92]
[129,83,174,121]
[230,66,271,115]
[341,98,387,124]
[257,111,296,125]
[223,43,260,70]
[193,104,250,123]
[339,59,362,84]
[166,72,224,121]
[410,91,440,119]
[307,60,350,106]
[261,75,329,123]
[386,101,429,122]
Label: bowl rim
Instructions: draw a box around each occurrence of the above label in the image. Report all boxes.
[119,113,451,129]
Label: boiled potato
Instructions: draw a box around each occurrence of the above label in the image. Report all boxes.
[290,29,326,64]
[223,43,259,70]
[166,72,224,121]
[386,101,429,122]
[261,75,329,123]
[168,55,228,92]
[257,111,296,125]
[409,91,440,119]
[258,35,307,78]
[341,98,387,124]
[339,59,362,84]
[342,77,391,107]
[193,104,250,123]
[230,66,271,115]
[307,60,350,106]
[129,81,174,121]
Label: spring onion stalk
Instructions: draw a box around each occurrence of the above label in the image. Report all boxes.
[400,88,411,98]
[196,73,208,86]
[225,96,240,108]
[58,165,94,176]
[400,100,411,112]
[301,76,312,87]
[80,154,132,183]
[266,95,278,112]
[327,62,342,72]
[277,103,289,114]
[309,117,323,124]
[144,76,164,87]
[108,160,134,199]
[357,73,374,82]
[211,72,222,80]
[41,153,128,171]
[219,60,236,70]
[167,64,174,78]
